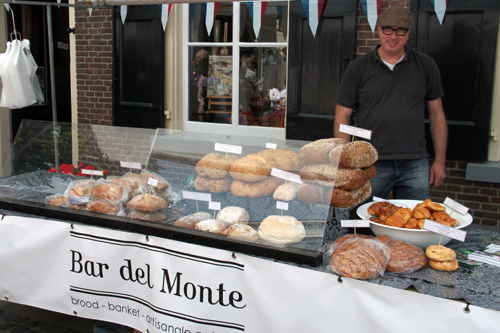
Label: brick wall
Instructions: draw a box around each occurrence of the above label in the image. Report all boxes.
[74,8,113,126]
[356,0,500,227]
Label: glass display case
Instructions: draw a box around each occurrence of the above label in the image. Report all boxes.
[0,120,365,266]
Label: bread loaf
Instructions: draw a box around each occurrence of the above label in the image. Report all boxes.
[325,181,372,208]
[328,238,390,280]
[195,219,230,234]
[194,176,232,193]
[91,182,127,202]
[429,259,459,272]
[426,245,456,262]
[216,206,250,224]
[224,223,259,241]
[376,235,427,273]
[298,138,346,165]
[329,141,378,169]
[333,233,373,249]
[362,164,377,179]
[258,148,300,172]
[229,153,276,183]
[230,177,284,198]
[273,182,298,201]
[195,153,239,179]
[47,195,69,207]
[300,164,367,190]
[87,200,121,215]
[128,210,168,223]
[296,183,325,204]
[258,215,305,246]
[174,211,212,229]
[126,193,168,211]
[141,171,170,191]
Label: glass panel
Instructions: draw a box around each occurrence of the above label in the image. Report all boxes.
[240,2,288,43]
[188,47,233,124]
[239,47,287,127]
[189,3,233,43]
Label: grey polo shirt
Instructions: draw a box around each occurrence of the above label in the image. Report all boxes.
[336,46,444,160]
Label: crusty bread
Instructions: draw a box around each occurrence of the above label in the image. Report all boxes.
[258,148,300,172]
[426,245,456,262]
[174,212,212,229]
[230,177,284,198]
[195,219,230,234]
[376,235,428,273]
[429,259,459,272]
[296,183,326,204]
[91,182,126,202]
[195,153,239,179]
[273,182,298,201]
[224,223,259,241]
[325,181,372,208]
[329,141,378,169]
[229,153,276,183]
[126,193,168,211]
[87,199,121,215]
[194,176,232,193]
[128,210,168,223]
[362,164,377,179]
[298,138,346,165]
[258,215,305,246]
[300,164,367,190]
[216,206,250,224]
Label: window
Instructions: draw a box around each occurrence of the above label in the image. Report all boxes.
[183,2,288,138]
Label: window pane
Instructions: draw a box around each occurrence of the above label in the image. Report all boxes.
[240,2,288,43]
[239,47,286,127]
[189,3,233,43]
[189,47,233,124]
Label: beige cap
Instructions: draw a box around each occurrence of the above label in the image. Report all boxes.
[377,5,413,29]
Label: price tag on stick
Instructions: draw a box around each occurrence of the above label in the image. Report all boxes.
[423,219,467,244]
[339,124,372,140]
[341,219,370,235]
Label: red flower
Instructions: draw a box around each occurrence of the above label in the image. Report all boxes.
[59,163,75,175]
[48,167,56,173]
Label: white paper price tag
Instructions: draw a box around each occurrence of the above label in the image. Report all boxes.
[120,161,142,170]
[423,219,467,242]
[147,177,159,187]
[444,197,469,215]
[339,124,372,140]
[341,220,370,228]
[270,168,303,184]
[182,191,212,202]
[81,169,103,176]
[276,201,289,211]
[209,201,221,211]
[214,143,243,155]
[265,142,277,149]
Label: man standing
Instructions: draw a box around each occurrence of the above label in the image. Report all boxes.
[334,5,447,200]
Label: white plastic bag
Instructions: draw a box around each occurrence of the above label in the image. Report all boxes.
[0,39,44,109]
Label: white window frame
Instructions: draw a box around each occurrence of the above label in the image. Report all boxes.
[182,2,287,140]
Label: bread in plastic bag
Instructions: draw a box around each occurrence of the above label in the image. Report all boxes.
[45,194,69,207]
[327,236,390,280]
[376,235,428,273]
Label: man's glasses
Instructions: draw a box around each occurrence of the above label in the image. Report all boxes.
[381,27,409,36]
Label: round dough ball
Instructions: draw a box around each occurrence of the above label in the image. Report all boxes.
[426,245,456,262]
[216,206,250,224]
[258,215,306,246]
[429,259,459,272]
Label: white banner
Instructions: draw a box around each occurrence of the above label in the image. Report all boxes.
[0,215,499,332]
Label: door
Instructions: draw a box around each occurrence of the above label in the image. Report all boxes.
[286,1,357,141]
[413,0,499,161]
[113,5,164,129]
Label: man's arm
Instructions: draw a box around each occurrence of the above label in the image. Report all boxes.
[428,98,448,188]
[334,104,354,141]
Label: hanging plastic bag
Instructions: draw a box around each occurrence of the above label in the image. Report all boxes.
[0,39,44,109]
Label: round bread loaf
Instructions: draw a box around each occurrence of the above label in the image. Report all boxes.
[128,210,168,223]
[174,211,212,229]
[258,215,306,246]
[325,181,372,208]
[47,195,69,207]
[230,177,284,198]
[329,141,378,169]
[91,182,127,202]
[195,153,239,179]
[224,223,259,241]
[298,138,346,165]
[195,219,230,234]
[429,259,459,272]
[258,148,300,172]
[362,164,377,179]
[141,171,170,191]
[328,238,390,280]
[333,233,373,249]
[426,245,456,262]
[376,235,428,273]
[216,206,250,224]
[300,164,367,190]
[126,193,168,211]
[67,179,95,203]
[229,153,275,183]
[273,182,298,201]
[87,199,121,215]
[194,176,232,193]
[296,183,326,204]
[108,176,141,198]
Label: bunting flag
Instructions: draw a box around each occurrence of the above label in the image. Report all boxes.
[120,5,127,25]
[202,2,221,36]
[360,0,381,32]
[160,4,173,31]
[432,0,450,24]
[3,4,10,11]
[300,0,328,37]
[88,8,93,16]
[246,2,268,39]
